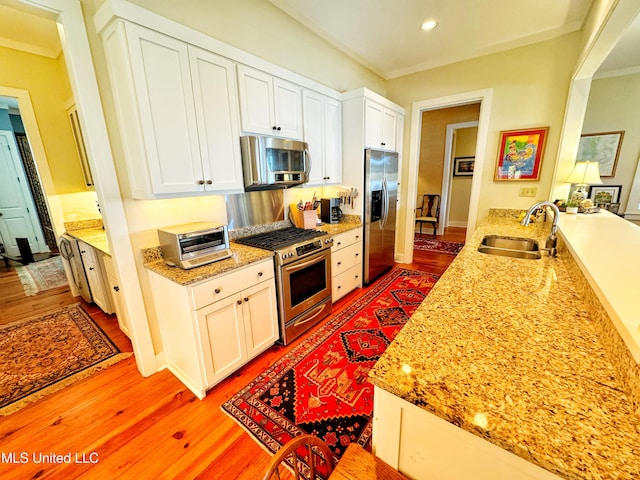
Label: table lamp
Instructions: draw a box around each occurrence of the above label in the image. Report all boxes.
[566,161,602,202]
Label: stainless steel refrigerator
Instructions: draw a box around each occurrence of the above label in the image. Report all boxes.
[363,148,398,284]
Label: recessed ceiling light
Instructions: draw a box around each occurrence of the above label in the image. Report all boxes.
[421,20,438,31]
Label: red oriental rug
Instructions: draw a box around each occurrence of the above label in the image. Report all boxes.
[221,267,439,463]
[413,234,464,255]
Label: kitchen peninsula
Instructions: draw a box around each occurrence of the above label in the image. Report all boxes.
[370,209,640,479]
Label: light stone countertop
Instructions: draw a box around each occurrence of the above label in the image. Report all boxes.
[369,210,640,479]
[142,217,361,286]
[142,242,274,286]
[65,219,111,256]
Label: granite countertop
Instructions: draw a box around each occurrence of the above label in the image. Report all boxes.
[65,219,111,256]
[143,242,274,286]
[143,217,362,286]
[315,215,362,236]
[369,210,640,479]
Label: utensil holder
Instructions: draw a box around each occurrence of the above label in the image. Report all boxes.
[289,204,317,229]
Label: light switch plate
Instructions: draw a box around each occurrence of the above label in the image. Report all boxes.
[519,188,537,197]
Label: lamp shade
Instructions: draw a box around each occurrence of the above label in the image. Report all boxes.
[566,161,603,185]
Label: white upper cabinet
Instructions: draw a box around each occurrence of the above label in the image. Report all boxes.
[189,46,244,191]
[364,98,399,151]
[303,89,342,185]
[101,21,243,198]
[237,65,303,140]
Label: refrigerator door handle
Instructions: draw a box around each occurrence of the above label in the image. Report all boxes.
[381,179,389,227]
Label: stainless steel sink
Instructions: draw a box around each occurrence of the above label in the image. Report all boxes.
[478,235,541,260]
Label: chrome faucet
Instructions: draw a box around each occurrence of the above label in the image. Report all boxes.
[520,201,560,257]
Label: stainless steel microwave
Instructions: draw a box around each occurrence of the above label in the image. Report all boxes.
[240,135,310,191]
[158,222,231,269]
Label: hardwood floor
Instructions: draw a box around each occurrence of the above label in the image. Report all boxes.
[0,229,464,480]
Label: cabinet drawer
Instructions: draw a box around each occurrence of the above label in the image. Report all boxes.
[331,228,362,251]
[78,240,97,266]
[332,264,362,302]
[332,242,361,275]
[191,259,274,310]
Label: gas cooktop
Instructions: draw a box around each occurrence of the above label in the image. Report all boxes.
[235,227,332,266]
[235,227,327,251]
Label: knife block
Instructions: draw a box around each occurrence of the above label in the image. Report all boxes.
[289,204,318,229]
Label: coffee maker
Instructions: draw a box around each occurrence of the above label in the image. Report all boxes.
[320,198,343,224]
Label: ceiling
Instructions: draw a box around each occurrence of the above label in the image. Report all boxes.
[268,0,595,79]
[0,0,638,82]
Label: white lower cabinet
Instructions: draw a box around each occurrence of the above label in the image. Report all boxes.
[331,228,363,301]
[149,258,278,398]
[373,387,562,480]
[102,255,131,338]
[78,240,113,315]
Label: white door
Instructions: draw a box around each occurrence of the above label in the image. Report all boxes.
[0,131,47,257]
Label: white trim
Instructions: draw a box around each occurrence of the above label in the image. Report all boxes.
[442,121,478,234]
[403,89,492,263]
[19,0,157,377]
[0,87,55,196]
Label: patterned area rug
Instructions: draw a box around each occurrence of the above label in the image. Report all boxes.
[413,235,464,254]
[0,304,130,416]
[15,256,67,296]
[221,267,439,464]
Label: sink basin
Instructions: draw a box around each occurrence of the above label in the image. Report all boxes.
[478,235,541,260]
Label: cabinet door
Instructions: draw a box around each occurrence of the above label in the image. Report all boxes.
[303,90,342,185]
[125,23,204,194]
[302,90,325,185]
[273,78,303,139]
[323,97,342,183]
[78,242,113,314]
[364,99,384,149]
[198,294,247,387]
[103,255,131,338]
[189,46,244,192]
[381,108,398,151]
[237,65,275,136]
[242,280,279,360]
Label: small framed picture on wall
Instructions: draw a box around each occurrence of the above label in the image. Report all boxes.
[453,157,474,176]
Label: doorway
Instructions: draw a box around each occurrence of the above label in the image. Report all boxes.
[0,129,49,257]
[402,89,493,264]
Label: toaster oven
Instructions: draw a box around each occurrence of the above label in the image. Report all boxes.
[158,222,232,269]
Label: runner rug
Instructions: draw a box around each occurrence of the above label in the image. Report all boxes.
[221,267,439,465]
[413,234,464,255]
[15,255,67,296]
[0,304,131,416]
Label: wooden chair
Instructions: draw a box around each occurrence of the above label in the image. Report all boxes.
[261,434,336,480]
[416,194,440,238]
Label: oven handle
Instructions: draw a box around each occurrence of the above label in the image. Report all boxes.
[290,302,328,328]
[284,250,329,273]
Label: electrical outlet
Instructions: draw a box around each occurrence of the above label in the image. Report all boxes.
[519,188,537,197]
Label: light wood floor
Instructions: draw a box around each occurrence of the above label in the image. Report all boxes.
[0,228,464,480]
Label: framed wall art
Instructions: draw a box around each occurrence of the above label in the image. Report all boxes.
[590,185,622,205]
[453,157,474,176]
[576,131,624,177]
[494,127,548,181]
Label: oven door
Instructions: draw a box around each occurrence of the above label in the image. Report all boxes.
[279,249,331,324]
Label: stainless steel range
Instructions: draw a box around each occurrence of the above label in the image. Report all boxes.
[235,227,333,345]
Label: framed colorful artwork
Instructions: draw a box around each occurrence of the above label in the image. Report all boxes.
[494,127,549,181]
[590,185,622,205]
[576,131,624,177]
[453,157,474,176]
